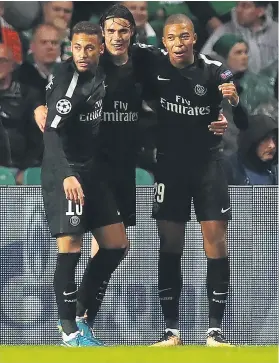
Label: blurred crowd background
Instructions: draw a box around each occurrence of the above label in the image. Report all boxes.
[0,1,277,186]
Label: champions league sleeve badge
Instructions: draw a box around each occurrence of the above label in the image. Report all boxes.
[56,99,72,115]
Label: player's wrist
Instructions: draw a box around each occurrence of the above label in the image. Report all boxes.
[229,95,239,107]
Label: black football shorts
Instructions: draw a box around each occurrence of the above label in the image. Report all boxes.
[152,150,231,223]
[41,162,122,237]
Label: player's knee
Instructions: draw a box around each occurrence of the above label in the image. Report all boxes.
[123,242,130,258]
[100,234,129,250]
[113,237,129,250]
[204,236,226,247]
[157,220,185,253]
[57,234,82,253]
[91,237,100,258]
[160,235,184,254]
[203,237,227,258]
[202,222,227,243]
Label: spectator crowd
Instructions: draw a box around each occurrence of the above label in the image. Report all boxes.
[0,1,277,186]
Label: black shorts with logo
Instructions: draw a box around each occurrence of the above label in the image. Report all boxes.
[152,149,231,222]
[41,161,122,237]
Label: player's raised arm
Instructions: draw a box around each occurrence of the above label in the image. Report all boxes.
[207,58,239,106]
[211,59,248,129]
[218,82,239,107]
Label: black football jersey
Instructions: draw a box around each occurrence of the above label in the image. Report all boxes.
[98,56,142,167]
[44,59,106,180]
[132,44,234,158]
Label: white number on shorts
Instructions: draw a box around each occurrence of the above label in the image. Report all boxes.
[154,182,165,203]
[66,200,83,216]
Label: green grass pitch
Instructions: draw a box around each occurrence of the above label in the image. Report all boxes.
[0,346,278,363]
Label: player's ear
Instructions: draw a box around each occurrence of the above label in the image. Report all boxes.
[100,42,105,55]
[101,26,105,37]
[256,6,265,18]
[30,41,35,54]
[193,32,197,45]
[70,41,73,54]
[162,36,167,49]
[130,25,135,37]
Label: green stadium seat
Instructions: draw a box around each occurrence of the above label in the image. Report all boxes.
[23,167,41,185]
[0,167,16,185]
[148,1,192,18]
[136,167,154,186]
[210,1,236,16]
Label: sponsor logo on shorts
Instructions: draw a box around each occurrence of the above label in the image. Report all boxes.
[70,216,80,226]
[221,207,231,214]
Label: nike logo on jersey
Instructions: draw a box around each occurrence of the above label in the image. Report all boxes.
[157,75,170,81]
[221,207,231,214]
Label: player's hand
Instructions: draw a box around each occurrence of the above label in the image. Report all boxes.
[34,105,48,132]
[208,114,228,136]
[63,176,85,206]
[218,83,239,106]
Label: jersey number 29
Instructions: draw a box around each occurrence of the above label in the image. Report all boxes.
[154,182,165,203]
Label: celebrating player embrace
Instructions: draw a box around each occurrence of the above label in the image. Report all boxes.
[34,6,236,347]
[132,14,243,346]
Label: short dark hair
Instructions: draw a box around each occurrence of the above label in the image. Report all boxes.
[71,21,102,41]
[99,4,136,29]
[164,14,195,31]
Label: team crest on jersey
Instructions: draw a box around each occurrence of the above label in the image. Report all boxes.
[220,70,233,80]
[56,98,72,114]
[70,216,80,226]
[194,84,207,96]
